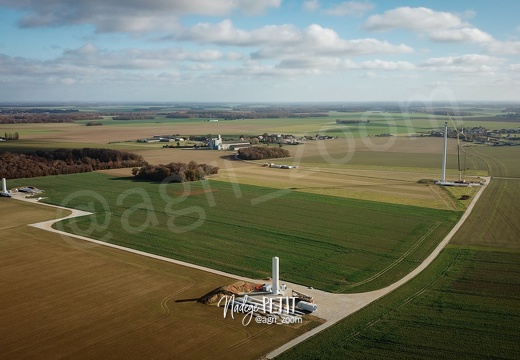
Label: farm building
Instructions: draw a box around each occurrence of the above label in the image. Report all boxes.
[137,135,184,143]
[209,135,250,150]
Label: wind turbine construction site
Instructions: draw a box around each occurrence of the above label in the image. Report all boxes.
[436,117,484,188]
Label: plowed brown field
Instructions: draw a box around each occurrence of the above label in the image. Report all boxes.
[0,200,314,360]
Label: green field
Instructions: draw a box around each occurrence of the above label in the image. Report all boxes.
[451,179,520,249]
[277,247,520,359]
[9,172,459,293]
[276,145,520,359]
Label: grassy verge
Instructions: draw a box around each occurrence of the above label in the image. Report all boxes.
[442,186,480,210]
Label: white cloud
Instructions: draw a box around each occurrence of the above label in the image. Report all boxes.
[1,0,281,33]
[342,38,413,56]
[88,15,181,34]
[364,7,464,31]
[277,57,343,70]
[57,45,170,69]
[0,42,240,88]
[420,54,503,73]
[0,30,415,92]
[2,2,516,102]
[234,0,282,15]
[429,28,493,43]
[0,52,110,85]
[363,7,493,44]
[276,58,414,73]
[170,21,413,58]
[485,40,520,54]
[0,54,43,76]
[168,20,301,46]
[303,1,373,17]
[362,71,377,79]
[221,61,322,78]
[210,56,415,79]
[359,59,415,70]
[303,0,320,12]
[324,1,374,17]
[58,77,78,85]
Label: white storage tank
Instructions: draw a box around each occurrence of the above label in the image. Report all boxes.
[297,301,317,312]
[272,256,279,295]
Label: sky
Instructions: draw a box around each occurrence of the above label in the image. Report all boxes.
[0,0,519,103]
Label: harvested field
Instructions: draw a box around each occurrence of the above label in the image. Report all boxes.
[94,138,488,210]
[212,138,487,210]
[216,164,454,209]
[0,200,314,360]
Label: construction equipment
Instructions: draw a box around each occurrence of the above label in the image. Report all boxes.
[292,290,314,303]
[447,113,468,183]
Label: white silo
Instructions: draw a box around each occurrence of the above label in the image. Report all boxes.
[1,178,6,194]
[272,256,280,295]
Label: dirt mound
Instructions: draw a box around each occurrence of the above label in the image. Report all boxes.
[224,280,260,294]
[198,280,261,305]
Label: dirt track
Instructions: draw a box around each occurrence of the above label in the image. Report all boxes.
[12,177,490,359]
[265,177,490,358]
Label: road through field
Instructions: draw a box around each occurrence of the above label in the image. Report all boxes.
[12,177,490,359]
[266,177,490,358]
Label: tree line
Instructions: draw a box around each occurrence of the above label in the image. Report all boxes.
[336,119,370,124]
[237,146,290,160]
[0,113,102,124]
[132,161,219,182]
[0,108,80,114]
[0,148,144,179]
[3,132,19,140]
[112,114,155,120]
[164,109,328,120]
